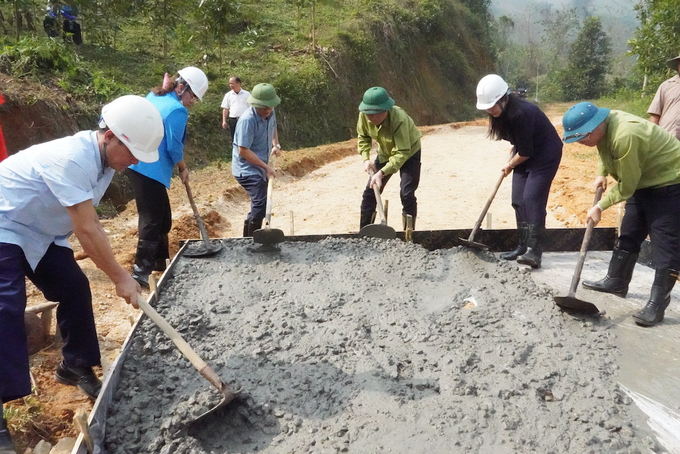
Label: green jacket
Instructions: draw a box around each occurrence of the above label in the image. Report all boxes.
[597,110,680,210]
[357,106,422,175]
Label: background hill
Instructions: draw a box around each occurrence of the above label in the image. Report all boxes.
[0,0,495,162]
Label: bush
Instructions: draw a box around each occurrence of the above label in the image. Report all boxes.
[0,37,79,78]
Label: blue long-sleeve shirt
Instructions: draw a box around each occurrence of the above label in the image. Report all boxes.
[128,91,187,188]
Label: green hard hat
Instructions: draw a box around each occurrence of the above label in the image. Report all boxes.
[359,87,395,114]
[248,83,281,108]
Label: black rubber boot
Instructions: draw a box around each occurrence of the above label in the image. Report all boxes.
[249,219,263,237]
[516,224,543,269]
[242,219,251,237]
[632,269,678,327]
[402,214,416,231]
[582,247,638,297]
[154,234,169,272]
[131,239,158,289]
[500,221,528,260]
[360,211,375,229]
[55,361,102,400]
[0,415,15,454]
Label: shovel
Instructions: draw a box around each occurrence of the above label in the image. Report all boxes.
[253,171,285,246]
[183,180,223,258]
[553,186,604,315]
[137,279,237,434]
[358,171,397,239]
[458,172,506,249]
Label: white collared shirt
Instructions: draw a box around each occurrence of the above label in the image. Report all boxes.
[221,89,251,118]
[0,130,114,270]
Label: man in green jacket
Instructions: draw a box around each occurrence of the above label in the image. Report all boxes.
[357,87,422,230]
[562,101,680,327]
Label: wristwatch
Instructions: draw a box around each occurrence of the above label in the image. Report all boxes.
[273,144,281,149]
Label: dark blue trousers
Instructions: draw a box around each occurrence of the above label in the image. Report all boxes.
[618,183,680,270]
[0,243,100,403]
[510,159,560,226]
[360,150,421,217]
[236,174,268,221]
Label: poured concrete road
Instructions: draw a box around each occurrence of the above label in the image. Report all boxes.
[509,251,680,453]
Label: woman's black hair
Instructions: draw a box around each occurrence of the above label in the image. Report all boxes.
[151,73,182,96]
[487,92,523,141]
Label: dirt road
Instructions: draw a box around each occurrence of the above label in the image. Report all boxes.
[184,123,570,239]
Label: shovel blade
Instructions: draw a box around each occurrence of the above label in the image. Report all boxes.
[554,295,600,315]
[186,392,237,437]
[253,227,285,245]
[358,223,397,240]
[457,238,489,250]
[183,240,224,258]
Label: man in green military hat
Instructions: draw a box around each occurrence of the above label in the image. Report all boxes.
[231,83,283,237]
[357,86,422,230]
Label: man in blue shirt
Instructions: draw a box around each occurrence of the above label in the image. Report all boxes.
[231,83,282,236]
[0,96,163,452]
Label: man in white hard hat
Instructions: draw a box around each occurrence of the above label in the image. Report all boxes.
[647,52,680,140]
[562,101,680,327]
[0,95,164,452]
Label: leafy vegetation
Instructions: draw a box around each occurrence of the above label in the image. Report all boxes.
[0,0,494,165]
[559,17,611,101]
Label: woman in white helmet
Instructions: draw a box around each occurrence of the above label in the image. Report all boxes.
[127,66,209,288]
[475,74,562,269]
[0,96,163,443]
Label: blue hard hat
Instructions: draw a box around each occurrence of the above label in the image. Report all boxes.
[562,102,610,143]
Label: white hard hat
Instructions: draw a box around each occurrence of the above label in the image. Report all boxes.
[99,95,163,163]
[476,74,510,110]
[178,66,208,101]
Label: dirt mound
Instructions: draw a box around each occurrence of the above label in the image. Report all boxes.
[0,74,91,154]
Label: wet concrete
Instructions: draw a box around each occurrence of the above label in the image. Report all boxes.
[520,251,680,454]
[105,239,660,453]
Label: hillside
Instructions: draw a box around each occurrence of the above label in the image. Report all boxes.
[0,0,494,159]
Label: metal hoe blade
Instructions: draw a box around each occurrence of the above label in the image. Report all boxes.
[184,181,224,257]
[459,172,505,250]
[182,240,223,258]
[253,226,286,245]
[253,174,285,246]
[554,187,604,316]
[358,223,396,239]
[136,289,238,437]
[358,172,396,240]
[553,295,600,315]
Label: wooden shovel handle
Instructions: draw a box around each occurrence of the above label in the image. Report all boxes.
[184,180,212,246]
[468,172,505,242]
[568,186,605,296]
[264,177,274,228]
[263,151,277,229]
[136,294,208,372]
[369,170,388,223]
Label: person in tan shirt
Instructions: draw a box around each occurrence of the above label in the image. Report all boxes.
[647,52,680,140]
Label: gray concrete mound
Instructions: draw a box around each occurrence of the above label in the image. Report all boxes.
[105,238,658,453]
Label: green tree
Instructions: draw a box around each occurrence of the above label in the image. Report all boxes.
[629,0,680,88]
[195,0,237,71]
[538,7,579,73]
[142,0,185,62]
[560,16,611,101]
